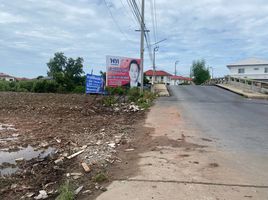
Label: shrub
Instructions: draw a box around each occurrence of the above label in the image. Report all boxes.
[18,81,34,92]
[32,80,46,93]
[32,80,58,93]
[127,87,140,102]
[106,87,126,95]
[72,85,85,93]
[0,80,11,91]
[102,96,117,106]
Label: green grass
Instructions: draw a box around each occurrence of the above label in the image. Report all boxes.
[93,173,108,183]
[56,182,75,200]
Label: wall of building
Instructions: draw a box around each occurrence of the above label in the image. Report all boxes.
[228,65,268,79]
[145,76,171,84]
[0,77,15,81]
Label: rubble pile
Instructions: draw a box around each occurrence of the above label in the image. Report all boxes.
[0,92,145,200]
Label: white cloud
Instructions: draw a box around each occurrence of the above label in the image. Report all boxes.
[0,11,26,24]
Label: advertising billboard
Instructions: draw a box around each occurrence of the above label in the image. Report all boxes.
[86,74,105,94]
[106,55,141,88]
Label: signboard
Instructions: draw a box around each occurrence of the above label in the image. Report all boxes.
[86,74,104,94]
[106,55,141,88]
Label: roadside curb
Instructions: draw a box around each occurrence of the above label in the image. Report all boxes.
[216,84,268,100]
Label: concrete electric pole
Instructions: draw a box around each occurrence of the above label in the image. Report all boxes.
[209,67,214,79]
[175,60,179,76]
[152,46,159,85]
[140,0,145,93]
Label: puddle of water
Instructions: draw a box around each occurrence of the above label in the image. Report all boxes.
[0,146,56,176]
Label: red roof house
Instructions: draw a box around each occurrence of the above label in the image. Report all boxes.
[145,70,172,77]
[171,75,192,81]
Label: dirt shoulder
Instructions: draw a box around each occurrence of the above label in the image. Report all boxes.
[95,101,268,200]
[0,92,145,200]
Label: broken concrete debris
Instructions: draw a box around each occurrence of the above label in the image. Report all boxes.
[34,190,48,200]
[74,186,84,195]
[67,150,85,159]
[0,93,144,199]
[54,157,64,164]
[81,162,91,173]
[108,142,116,148]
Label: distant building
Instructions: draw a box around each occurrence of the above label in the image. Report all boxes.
[170,75,192,85]
[144,70,192,85]
[0,73,15,81]
[145,70,172,84]
[227,58,268,81]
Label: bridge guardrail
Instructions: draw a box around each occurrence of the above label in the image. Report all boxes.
[205,76,268,94]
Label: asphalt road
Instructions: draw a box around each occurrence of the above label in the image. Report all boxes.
[165,85,268,154]
[97,85,268,199]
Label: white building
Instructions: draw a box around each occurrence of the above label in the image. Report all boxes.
[0,73,15,81]
[227,58,268,81]
[170,75,193,85]
[145,70,192,85]
[145,70,172,85]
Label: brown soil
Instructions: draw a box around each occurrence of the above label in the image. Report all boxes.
[0,92,145,200]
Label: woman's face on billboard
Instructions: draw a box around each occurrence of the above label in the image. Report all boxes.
[129,63,139,82]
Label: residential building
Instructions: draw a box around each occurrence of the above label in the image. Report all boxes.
[0,73,15,81]
[144,70,192,85]
[145,70,172,84]
[227,58,268,81]
[170,75,192,85]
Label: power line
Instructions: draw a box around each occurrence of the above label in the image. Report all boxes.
[153,0,158,42]
[127,0,154,67]
[149,0,157,43]
[119,0,137,25]
[103,0,131,42]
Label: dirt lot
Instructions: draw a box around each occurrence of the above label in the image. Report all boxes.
[0,92,145,200]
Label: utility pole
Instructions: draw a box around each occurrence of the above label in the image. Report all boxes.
[140,0,145,93]
[209,67,214,79]
[152,46,159,85]
[175,60,179,76]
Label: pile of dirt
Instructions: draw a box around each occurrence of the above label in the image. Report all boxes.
[0,92,145,200]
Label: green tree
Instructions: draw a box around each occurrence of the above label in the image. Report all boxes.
[47,52,85,91]
[191,59,210,85]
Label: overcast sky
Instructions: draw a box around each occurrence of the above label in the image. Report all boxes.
[1,0,268,78]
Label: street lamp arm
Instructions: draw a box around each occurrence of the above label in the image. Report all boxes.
[150,38,167,47]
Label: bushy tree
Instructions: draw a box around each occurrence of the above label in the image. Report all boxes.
[47,52,84,91]
[191,59,210,85]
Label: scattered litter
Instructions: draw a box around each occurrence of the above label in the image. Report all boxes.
[40,142,49,148]
[0,123,17,131]
[44,182,56,189]
[11,184,18,189]
[81,162,91,173]
[82,190,92,194]
[34,190,48,199]
[108,143,116,148]
[15,157,24,162]
[54,157,64,164]
[124,148,135,152]
[55,138,61,143]
[67,150,84,159]
[70,172,83,176]
[26,192,35,198]
[74,186,84,195]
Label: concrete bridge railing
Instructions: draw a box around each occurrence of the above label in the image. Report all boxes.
[205,76,268,94]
